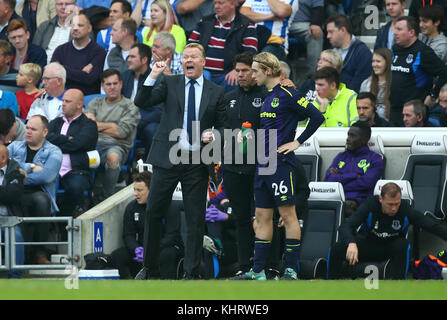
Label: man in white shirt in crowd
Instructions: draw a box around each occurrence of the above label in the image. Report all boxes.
[27,62,66,121]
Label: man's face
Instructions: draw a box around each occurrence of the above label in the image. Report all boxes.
[357,98,375,123]
[1,121,16,145]
[393,20,414,47]
[0,0,10,21]
[109,2,126,24]
[25,116,47,147]
[419,17,438,37]
[55,0,76,20]
[251,61,268,86]
[62,90,82,119]
[346,126,365,151]
[439,91,447,110]
[127,47,145,72]
[111,19,125,45]
[8,28,29,51]
[71,15,91,41]
[42,67,63,97]
[235,62,254,89]
[102,74,123,101]
[326,22,345,48]
[385,0,405,18]
[182,47,205,80]
[134,181,149,204]
[152,38,171,61]
[402,104,421,127]
[315,78,336,99]
[0,50,10,71]
[214,0,234,20]
[379,193,401,216]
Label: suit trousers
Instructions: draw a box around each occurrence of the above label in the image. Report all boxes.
[143,163,209,278]
[222,170,255,271]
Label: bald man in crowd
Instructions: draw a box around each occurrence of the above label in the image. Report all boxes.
[47,89,98,217]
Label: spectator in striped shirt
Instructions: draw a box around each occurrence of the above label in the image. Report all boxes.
[188,0,258,91]
[240,0,298,61]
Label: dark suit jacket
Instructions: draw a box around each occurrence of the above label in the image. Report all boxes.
[134,74,226,169]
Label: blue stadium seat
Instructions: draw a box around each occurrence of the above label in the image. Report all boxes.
[84,94,105,107]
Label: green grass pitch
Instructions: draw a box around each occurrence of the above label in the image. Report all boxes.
[1,279,446,300]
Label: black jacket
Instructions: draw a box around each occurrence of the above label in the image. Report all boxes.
[223,85,266,175]
[121,67,151,100]
[122,200,184,254]
[0,158,26,217]
[339,196,447,245]
[134,74,226,169]
[372,113,393,127]
[47,113,98,173]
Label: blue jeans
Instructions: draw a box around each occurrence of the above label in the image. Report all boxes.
[59,172,91,216]
[1,225,24,278]
[261,44,286,61]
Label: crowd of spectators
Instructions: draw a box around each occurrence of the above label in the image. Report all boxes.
[1,0,447,279]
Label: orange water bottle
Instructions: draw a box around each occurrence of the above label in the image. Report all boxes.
[238,121,252,154]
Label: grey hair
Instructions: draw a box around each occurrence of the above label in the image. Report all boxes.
[320,49,343,73]
[279,61,291,78]
[44,62,67,86]
[153,31,176,52]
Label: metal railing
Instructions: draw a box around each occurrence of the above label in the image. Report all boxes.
[0,216,81,271]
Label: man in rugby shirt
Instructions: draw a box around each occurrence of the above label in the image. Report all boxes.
[188,0,258,91]
[233,52,324,280]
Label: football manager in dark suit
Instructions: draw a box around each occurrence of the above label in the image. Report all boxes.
[134,43,226,279]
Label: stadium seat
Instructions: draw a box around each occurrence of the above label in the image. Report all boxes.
[294,136,321,182]
[400,135,447,220]
[84,94,105,107]
[298,181,345,279]
[368,134,385,175]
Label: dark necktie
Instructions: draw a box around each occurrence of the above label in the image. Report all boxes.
[187,79,196,144]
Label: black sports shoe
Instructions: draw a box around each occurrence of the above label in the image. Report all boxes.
[134,267,149,280]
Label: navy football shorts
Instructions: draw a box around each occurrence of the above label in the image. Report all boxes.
[254,161,296,208]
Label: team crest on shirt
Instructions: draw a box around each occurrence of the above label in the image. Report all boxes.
[229,99,236,108]
[271,98,279,108]
[392,220,401,230]
[406,54,413,64]
[252,98,262,108]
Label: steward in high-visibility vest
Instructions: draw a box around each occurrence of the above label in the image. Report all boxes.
[311,66,359,127]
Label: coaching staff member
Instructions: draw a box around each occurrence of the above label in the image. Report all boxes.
[328,182,447,279]
[134,43,226,279]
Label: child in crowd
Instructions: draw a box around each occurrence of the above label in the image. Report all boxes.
[15,63,43,120]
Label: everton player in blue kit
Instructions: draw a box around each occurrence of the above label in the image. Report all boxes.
[234,52,325,280]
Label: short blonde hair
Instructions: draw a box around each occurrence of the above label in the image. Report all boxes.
[19,63,42,83]
[183,43,206,58]
[253,52,282,77]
